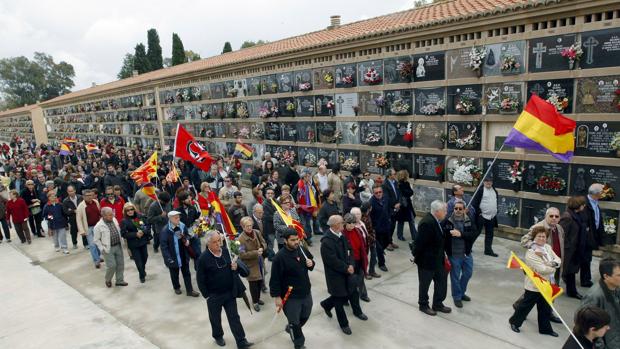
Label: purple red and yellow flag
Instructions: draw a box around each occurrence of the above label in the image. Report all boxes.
[207,191,237,239]
[504,94,576,163]
[59,143,72,156]
[63,137,77,143]
[507,251,563,304]
[234,142,253,159]
[85,143,100,153]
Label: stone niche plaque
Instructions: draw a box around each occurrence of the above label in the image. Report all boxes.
[570,164,620,202]
[413,185,444,213]
[360,151,384,175]
[251,123,264,141]
[447,85,482,115]
[336,122,360,145]
[316,122,337,143]
[265,122,281,141]
[260,75,278,94]
[385,89,413,116]
[446,48,477,79]
[580,28,620,70]
[280,123,298,142]
[413,122,445,149]
[335,93,359,116]
[386,121,410,147]
[278,97,297,117]
[337,150,361,171]
[210,82,225,99]
[224,81,236,98]
[294,70,313,92]
[483,158,521,191]
[495,136,515,152]
[296,122,316,143]
[357,92,383,116]
[575,122,620,158]
[296,96,315,116]
[314,95,335,117]
[484,83,523,115]
[317,148,338,169]
[528,34,577,73]
[357,60,384,87]
[360,121,385,146]
[576,76,620,114]
[233,79,247,97]
[298,147,318,167]
[213,123,227,138]
[446,122,482,151]
[253,144,265,161]
[522,161,569,196]
[384,56,412,84]
[482,43,503,76]
[313,67,335,90]
[247,100,262,118]
[248,77,262,96]
[527,79,575,114]
[388,152,414,176]
[414,154,445,181]
[497,196,521,227]
[334,64,357,88]
[413,51,445,82]
[415,87,446,116]
[277,72,293,94]
[602,210,620,245]
[520,199,566,229]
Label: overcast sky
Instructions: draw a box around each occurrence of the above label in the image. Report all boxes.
[0,0,413,91]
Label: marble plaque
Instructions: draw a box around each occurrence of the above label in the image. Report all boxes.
[482,43,503,76]
[360,151,384,175]
[278,98,297,117]
[251,123,264,141]
[210,83,225,99]
[386,121,410,147]
[520,199,566,229]
[483,158,521,190]
[527,79,575,114]
[335,93,359,116]
[388,152,414,176]
[580,28,620,69]
[384,56,412,84]
[316,122,337,143]
[296,122,316,143]
[296,96,315,116]
[252,144,264,161]
[357,92,383,116]
[446,122,482,151]
[495,136,515,152]
[522,161,569,196]
[280,123,298,142]
[261,75,278,94]
[234,79,247,97]
[413,51,445,82]
[313,67,335,90]
[414,87,446,116]
[576,76,620,114]
[360,122,385,146]
[265,122,281,141]
[277,72,294,94]
[337,122,360,145]
[294,70,313,92]
[500,41,526,75]
[414,154,445,181]
[199,84,211,100]
[213,123,227,139]
[298,147,318,167]
[528,34,577,73]
[248,77,262,96]
[314,95,335,117]
[570,164,620,202]
[247,100,262,118]
[385,89,413,116]
[224,81,236,98]
[575,122,620,158]
[446,48,478,79]
[317,148,338,169]
[357,60,384,87]
[413,122,445,149]
[484,83,523,114]
[497,196,521,227]
[211,103,225,119]
[334,64,357,88]
[224,102,236,118]
[412,185,444,213]
[447,85,482,115]
[602,210,620,245]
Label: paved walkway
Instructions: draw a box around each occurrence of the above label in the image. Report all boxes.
[1,231,592,349]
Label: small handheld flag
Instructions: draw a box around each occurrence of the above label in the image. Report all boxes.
[507,251,563,304]
[131,152,158,186]
[234,142,253,159]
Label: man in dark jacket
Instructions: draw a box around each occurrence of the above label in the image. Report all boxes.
[197,231,253,349]
[369,185,391,271]
[177,191,202,269]
[147,192,171,253]
[227,192,249,233]
[103,164,123,190]
[160,211,199,297]
[262,188,277,260]
[415,200,451,316]
[582,183,606,287]
[470,177,499,257]
[382,169,401,250]
[319,215,367,335]
[62,185,87,249]
[317,190,341,235]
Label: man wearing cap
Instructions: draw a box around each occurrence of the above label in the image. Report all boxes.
[471,177,499,257]
[160,210,200,297]
[228,191,248,233]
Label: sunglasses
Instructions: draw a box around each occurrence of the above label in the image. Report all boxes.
[549,215,560,218]
[127,208,135,211]
[454,207,464,211]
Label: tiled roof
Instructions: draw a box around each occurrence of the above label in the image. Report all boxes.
[42,0,539,106]
[0,104,39,117]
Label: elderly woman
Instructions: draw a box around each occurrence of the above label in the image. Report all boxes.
[238,216,267,312]
[120,202,150,283]
[42,191,69,254]
[559,196,588,299]
[273,194,300,251]
[343,212,370,302]
[21,179,44,237]
[6,189,31,243]
[509,226,561,337]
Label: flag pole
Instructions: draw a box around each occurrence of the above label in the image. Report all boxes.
[548,302,585,349]
[152,175,165,212]
[466,143,505,210]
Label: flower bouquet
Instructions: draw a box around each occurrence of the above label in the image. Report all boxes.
[286,101,296,113]
[614,89,620,111]
[500,54,521,73]
[238,126,250,139]
[435,164,445,181]
[420,99,446,115]
[605,217,618,235]
[561,42,583,70]
[450,158,483,186]
[390,98,411,115]
[343,158,359,171]
[403,122,414,145]
[228,239,242,257]
[193,216,214,238]
[251,125,264,139]
[332,130,343,143]
[298,82,312,91]
[227,89,238,98]
[270,105,280,117]
[205,129,215,138]
[375,154,390,169]
[363,67,383,85]
[500,97,520,113]
[304,153,317,167]
[236,104,249,118]
[506,203,519,217]
[611,132,620,157]
[342,74,354,85]
[182,89,191,102]
[259,107,270,118]
[280,150,296,166]
[601,184,616,201]
[226,103,236,118]
[455,96,476,115]
[455,128,480,150]
[326,100,335,111]
[324,72,334,84]
[396,61,413,79]
[546,93,569,112]
[536,173,566,193]
[469,46,487,77]
[508,160,524,184]
[365,131,382,146]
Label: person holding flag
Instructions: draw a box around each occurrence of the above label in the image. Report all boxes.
[273,195,302,251]
[295,169,319,247]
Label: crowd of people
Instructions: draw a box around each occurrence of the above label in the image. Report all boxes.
[0,139,617,349]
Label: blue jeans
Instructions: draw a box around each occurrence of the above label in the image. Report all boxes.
[449,254,473,301]
[396,211,417,240]
[369,244,378,274]
[300,213,313,241]
[86,226,101,264]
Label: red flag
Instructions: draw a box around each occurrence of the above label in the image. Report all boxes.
[207,191,237,239]
[174,125,214,172]
[197,193,210,216]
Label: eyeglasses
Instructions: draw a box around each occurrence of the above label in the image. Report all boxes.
[549,215,560,218]
[127,208,135,211]
[454,207,464,211]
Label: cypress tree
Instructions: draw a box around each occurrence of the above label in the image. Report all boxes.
[146,28,163,71]
[133,43,150,74]
[222,42,232,53]
[171,33,186,66]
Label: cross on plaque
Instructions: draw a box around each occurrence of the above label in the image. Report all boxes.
[532,42,547,69]
[583,36,599,65]
[336,96,345,114]
[359,95,368,114]
[530,83,546,97]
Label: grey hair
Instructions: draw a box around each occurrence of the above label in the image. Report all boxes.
[545,207,560,217]
[100,207,113,215]
[453,199,465,207]
[430,200,447,214]
[252,203,263,212]
[205,230,221,244]
[588,183,604,196]
[350,207,362,216]
[327,214,343,227]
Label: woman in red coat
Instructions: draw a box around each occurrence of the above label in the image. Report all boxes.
[6,190,31,243]
[343,213,370,302]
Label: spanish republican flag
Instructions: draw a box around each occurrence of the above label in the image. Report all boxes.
[234,141,253,159]
[85,143,100,153]
[59,143,72,156]
[141,183,158,201]
[131,151,158,186]
[271,199,305,240]
[507,252,563,304]
[207,191,236,239]
[504,94,576,163]
[63,137,77,143]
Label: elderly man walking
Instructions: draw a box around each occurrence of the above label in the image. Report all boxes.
[582,183,606,287]
[94,207,128,288]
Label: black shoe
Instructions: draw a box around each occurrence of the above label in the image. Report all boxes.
[187,290,199,297]
[370,272,381,278]
[567,293,583,300]
[550,314,562,324]
[174,289,182,295]
[397,236,405,241]
[379,265,388,272]
[462,295,471,302]
[454,300,463,308]
[360,296,370,302]
[140,278,145,283]
[285,324,291,334]
[540,331,558,337]
[237,339,254,348]
[354,313,368,321]
[306,240,313,247]
[258,300,265,305]
[253,303,260,312]
[341,326,352,335]
[510,323,520,333]
[419,307,437,316]
[115,281,128,286]
[581,281,594,288]
[261,285,268,293]
[484,251,499,257]
[432,305,452,313]
[215,337,226,346]
[320,301,332,318]
[294,345,306,349]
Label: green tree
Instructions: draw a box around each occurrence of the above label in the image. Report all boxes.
[171,33,186,66]
[185,50,201,62]
[117,53,135,79]
[133,43,150,74]
[0,52,75,109]
[146,28,163,71]
[222,41,233,53]
[240,40,268,49]
[163,57,172,68]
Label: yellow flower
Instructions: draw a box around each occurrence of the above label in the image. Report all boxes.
[139,221,144,225]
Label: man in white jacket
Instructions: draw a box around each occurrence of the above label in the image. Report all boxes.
[94,207,127,288]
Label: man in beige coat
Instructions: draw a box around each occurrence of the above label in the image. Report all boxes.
[76,189,103,268]
[94,207,127,288]
[327,165,343,210]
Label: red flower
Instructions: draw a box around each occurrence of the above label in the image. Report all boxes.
[435,164,444,176]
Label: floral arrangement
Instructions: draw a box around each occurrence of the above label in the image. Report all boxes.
[270,105,280,117]
[610,132,620,151]
[509,160,524,184]
[500,97,520,112]
[318,158,328,168]
[363,67,383,85]
[132,218,146,232]
[420,100,446,115]
[304,153,317,166]
[226,103,236,117]
[182,89,191,102]
[605,217,618,235]
[435,164,445,179]
[469,46,487,73]
[390,98,411,115]
[546,93,570,112]
[396,61,413,79]
[288,128,298,138]
[342,74,354,85]
[506,203,519,217]
[374,95,385,108]
[342,158,359,171]
[251,125,264,139]
[326,100,335,110]
[193,216,214,238]
[561,42,583,68]
[455,128,480,149]
[375,154,390,169]
[205,129,215,138]
[259,107,270,118]
[404,122,414,143]
[286,101,296,112]
[192,87,201,100]
[455,96,476,115]
[298,82,312,91]
[324,72,334,84]
[601,184,616,201]
[238,126,250,139]
[279,149,296,166]
[236,104,249,118]
[500,55,521,73]
[332,130,343,143]
[228,239,242,256]
[450,158,483,186]
[365,131,382,145]
[536,173,566,192]
[227,89,238,98]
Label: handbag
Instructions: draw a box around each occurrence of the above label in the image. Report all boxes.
[444,255,452,273]
[30,205,41,215]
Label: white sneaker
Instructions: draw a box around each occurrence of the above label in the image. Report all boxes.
[63,250,70,254]
[55,248,61,252]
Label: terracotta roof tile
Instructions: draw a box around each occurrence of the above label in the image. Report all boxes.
[42,0,534,106]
